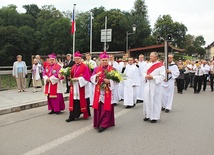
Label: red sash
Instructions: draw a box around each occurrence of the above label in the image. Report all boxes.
[69,63,88,118]
[44,64,60,98]
[92,65,113,111]
[147,62,163,74]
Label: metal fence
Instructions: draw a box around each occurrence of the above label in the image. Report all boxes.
[0,66,31,91]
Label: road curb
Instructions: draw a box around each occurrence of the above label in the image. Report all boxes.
[0,96,69,116]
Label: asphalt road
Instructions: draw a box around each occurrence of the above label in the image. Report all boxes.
[0,88,214,155]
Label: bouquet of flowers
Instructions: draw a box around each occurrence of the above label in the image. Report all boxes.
[105,70,126,83]
[84,61,95,70]
[59,67,71,77]
[100,70,126,90]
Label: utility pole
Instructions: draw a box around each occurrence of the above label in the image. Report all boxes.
[104,16,107,51]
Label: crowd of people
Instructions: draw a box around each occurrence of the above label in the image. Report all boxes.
[12,51,214,132]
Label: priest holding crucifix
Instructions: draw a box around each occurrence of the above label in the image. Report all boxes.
[143,52,165,123]
[65,51,91,122]
[90,52,117,132]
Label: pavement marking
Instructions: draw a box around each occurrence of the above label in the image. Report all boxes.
[23,108,132,155]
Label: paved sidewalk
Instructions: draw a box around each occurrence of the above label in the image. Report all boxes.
[0,87,69,115]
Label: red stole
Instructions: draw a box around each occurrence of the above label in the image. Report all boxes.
[69,63,88,118]
[93,65,113,111]
[44,64,60,98]
[147,62,163,74]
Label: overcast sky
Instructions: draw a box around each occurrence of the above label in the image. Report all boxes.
[1,0,213,47]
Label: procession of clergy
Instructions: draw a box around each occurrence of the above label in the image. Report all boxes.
[43,51,211,132]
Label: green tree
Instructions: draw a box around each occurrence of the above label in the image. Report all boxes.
[49,18,72,54]
[18,13,36,28]
[23,4,40,18]
[185,45,196,56]
[0,5,19,27]
[153,14,188,48]
[18,26,36,64]
[193,35,206,47]
[195,47,206,59]
[130,0,151,48]
[36,5,65,55]
[0,26,22,65]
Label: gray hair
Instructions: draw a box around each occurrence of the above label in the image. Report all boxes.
[66,54,72,57]
[150,51,159,58]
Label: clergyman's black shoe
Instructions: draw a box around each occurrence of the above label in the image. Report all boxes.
[165,109,170,113]
[125,106,132,109]
[97,126,106,132]
[65,118,75,122]
[55,111,61,115]
[48,110,55,114]
[151,120,157,123]
[143,117,149,121]
[161,107,165,111]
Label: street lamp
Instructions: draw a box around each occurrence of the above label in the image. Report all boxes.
[126,24,137,52]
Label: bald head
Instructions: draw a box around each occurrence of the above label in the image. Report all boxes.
[150,52,159,63]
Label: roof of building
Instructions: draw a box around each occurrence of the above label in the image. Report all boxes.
[129,44,185,52]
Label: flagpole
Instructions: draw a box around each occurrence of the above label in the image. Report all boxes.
[72,4,76,60]
[89,12,93,55]
[73,31,75,60]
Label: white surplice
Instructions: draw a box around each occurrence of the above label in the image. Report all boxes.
[118,61,125,100]
[162,64,179,110]
[136,61,147,101]
[143,61,165,120]
[85,59,97,105]
[109,61,120,104]
[71,77,89,99]
[123,64,140,106]
[43,75,64,93]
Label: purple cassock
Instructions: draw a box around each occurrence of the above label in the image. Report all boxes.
[91,65,116,130]
[48,94,65,112]
[93,103,115,128]
[43,62,65,113]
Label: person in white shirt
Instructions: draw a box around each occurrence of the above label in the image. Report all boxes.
[122,57,140,108]
[32,59,43,92]
[118,55,128,101]
[136,54,147,103]
[201,60,210,91]
[108,54,120,105]
[162,55,179,113]
[209,61,214,91]
[183,60,192,90]
[84,53,97,106]
[193,61,204,94]
[189,61,196,87]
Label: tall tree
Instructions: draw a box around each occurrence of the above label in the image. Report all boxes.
[23,4,40,18]
[49,18,72,54]
[193,35,206,47]
[0,26,22,65]
[0,5,19,27]
[153,14,188,48]
[130,0,151,49]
